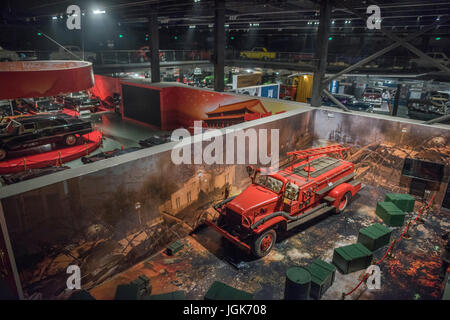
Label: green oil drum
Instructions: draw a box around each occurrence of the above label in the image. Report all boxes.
[284,267,311,300]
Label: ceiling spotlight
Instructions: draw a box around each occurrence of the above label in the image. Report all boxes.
[189,25,196,29]
[93,9,106,14]
[52,16,57,20]
[332,20,335,24]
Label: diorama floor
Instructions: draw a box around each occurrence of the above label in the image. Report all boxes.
[67,113,169,168]
[89,184,449,300]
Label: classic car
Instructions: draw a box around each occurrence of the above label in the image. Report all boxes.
[81,147,142,164]
[0,114,93,160]
[139,134,172,148]
[1,166,70,185]
[34,98,64,112]
[322,94,374,112]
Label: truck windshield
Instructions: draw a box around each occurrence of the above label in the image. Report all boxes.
[255,174,284,193]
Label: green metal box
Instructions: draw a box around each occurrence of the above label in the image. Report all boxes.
[307,259,337,299]
[114,283,139,300]
[385,193,415,212]
[358,223,392,251]
[166,240,184,256]
[130,274,151,297]
[375,201,406,227]
[332,243,373,274]
[204,281,253,300]
[68,290,96,300]
[144,291,185,300]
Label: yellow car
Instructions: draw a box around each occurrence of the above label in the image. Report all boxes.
[240,47,276,60]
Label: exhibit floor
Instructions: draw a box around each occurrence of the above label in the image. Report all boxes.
[88,183,449,300]
[67,113,170,168]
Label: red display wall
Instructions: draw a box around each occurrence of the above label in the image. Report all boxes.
[90,74,121,100]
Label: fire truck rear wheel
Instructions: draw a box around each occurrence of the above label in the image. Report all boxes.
[252,229,276,258]
[336,192,352,213]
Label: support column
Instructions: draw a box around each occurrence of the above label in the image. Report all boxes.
[311,0,332,107]
[392,83,402,116]
[214,0,225,92]
[149,12,160,83]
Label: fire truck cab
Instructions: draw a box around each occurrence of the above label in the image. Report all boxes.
[205,145,362,258]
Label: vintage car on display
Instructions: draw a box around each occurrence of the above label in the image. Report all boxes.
[205,145,362,258]
[0,166,70,185]
[34,98,64,113]
[139,134,173,148]
[0,114,93,160]
[0,45,20,61]
[81,147,142,164]
[362,87,383,106]
[240,47,276,60]
[322,93,374,112]
[49,45,97,63]
[407,91,450,122]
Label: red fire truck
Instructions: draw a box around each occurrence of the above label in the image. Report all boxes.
[205,145,361,258]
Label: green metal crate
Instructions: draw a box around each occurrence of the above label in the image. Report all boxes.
[375,201,406,227]
[130,274,151,297]
[68,290,96,300]
[307,259,337,299]
[358,223,392,251]
[167,240,184,256]
[143,291,185,300]
[114,283,139,300]
[385,193,415,212]
[332,243,373,274]
[204,281,253,300]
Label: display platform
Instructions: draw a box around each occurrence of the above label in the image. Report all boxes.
[0,105,448,301]
[88,183,448,300]
[0,130,102,174]
[0,61,94,100]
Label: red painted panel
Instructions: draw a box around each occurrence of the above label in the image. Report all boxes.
[0,61,94,100]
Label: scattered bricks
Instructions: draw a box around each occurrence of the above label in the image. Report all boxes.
[307,259,337,299]
[385,193,415,212]
[204,281,253,300]
[284,267,311,300]
[166,240,184,256]
[376,201,406,227]
[68,290,96,300]
[114,283,139,300]
[143,291,186,300]
[332,243,373,274]
[358,223,392,251]
[130,274,151,298]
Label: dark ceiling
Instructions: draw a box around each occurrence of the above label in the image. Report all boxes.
[2,0,450,35]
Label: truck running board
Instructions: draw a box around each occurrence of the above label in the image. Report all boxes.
[286,205,335,231]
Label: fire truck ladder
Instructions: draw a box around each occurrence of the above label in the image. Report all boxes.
[286,145,350,180]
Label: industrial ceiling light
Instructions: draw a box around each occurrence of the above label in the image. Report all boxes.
[189,25,196,29]
[52,16,57,20]
[93,9,106,14]
[332,20,335,24]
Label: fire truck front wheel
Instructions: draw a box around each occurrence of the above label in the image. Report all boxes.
[336,192,352,213]
[252,229,276,258]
